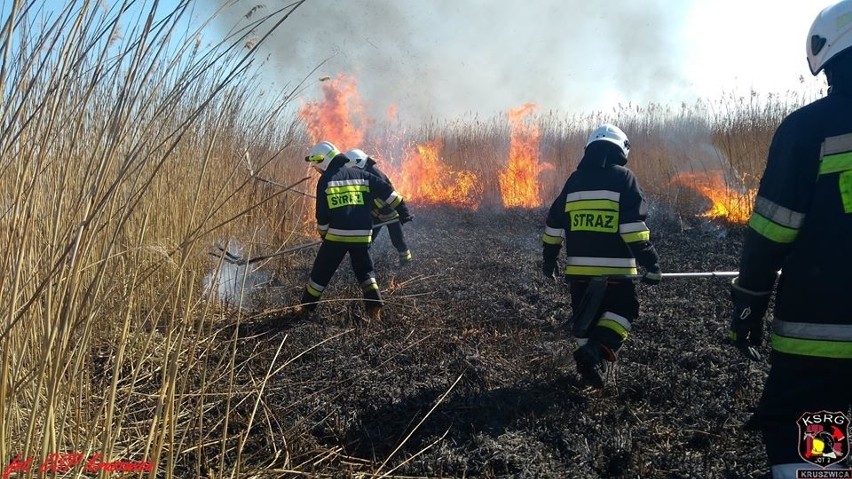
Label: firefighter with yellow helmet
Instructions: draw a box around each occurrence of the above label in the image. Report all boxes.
[727,1,852,476]
[298,141,412,321]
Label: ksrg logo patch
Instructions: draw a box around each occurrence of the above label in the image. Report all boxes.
[797,411,849,468]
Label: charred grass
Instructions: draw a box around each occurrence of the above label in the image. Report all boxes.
[206,205,771,478]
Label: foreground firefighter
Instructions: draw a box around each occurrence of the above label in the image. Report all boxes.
[344,148,414,265]
[297,141,412,321]
[542,124,662,388]
[727,1,852,477]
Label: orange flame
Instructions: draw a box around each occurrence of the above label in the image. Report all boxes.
[673,170,756,223]
[298,74,368,147]
[394,139,483,208]
[498,103,549,207]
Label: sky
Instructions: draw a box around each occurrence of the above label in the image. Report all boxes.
[24,0,834,123]
[199,0,832,124]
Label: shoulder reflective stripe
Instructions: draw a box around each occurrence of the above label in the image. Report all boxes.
[752,196,805,229]
[820,151,852,175]
[565,265,638,276]
[328,179,370,187]
[773,319,852,341]
[748,212,798,244]
[771,334,852,359]
[820,132,852,175]
[565,190,621,202]
[821,132,852,155]
[618,221,649,233]
[565,199,619,212]
[566,256,637,267]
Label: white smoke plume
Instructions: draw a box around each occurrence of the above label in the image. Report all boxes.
[205,0,694,124]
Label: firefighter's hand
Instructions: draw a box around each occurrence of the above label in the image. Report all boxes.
[641,266,662,285]
[399,214,414,224]
[542,260,557,280]
[728,278,770,361]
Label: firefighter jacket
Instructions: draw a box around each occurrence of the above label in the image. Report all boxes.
[737,82,852,361]
[364,158,401,223]
[315,155,409,245]
[542,142,660,278]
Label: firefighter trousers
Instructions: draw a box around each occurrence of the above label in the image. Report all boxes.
[300,241,382,311]
[749,357,852,478]
[373,222,410,261]
[569,279,639,358]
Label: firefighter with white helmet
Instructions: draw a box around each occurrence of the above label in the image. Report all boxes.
[344,148,414,265]
[542,123,662,388]
[727,1,852,476]
[299,140,412,321]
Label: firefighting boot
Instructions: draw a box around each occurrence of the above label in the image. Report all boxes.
[573,341,608,388]
[398,250,412,266]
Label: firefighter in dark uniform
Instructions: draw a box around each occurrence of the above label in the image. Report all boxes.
[298,141,412,321]
[542,124,662,388]
[727,2,852,476]
[344,148,414,265]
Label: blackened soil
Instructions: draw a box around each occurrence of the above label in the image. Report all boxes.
[205,205,771,478]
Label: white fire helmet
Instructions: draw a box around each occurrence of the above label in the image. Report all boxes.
[585,124,631,158]
[807,0,852,75]
[344,148,369,169]
[305,141,340,172]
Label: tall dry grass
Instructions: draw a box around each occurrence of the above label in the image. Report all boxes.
[0,0,317,476]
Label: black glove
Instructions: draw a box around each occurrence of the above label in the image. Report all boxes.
[641,265,662,285]
[728,278,771,361]
[399,214,414,224]
[542,260,557,280]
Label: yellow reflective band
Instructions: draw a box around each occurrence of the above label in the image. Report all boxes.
[542,233,563,245]
[841,171,852,213]
[819,151,852,175]
[748,212,798,244]
[621,230,650,243]
[306,285,323,298]
[325,233,371,244]
[771,334,852,359]
[569,210,619,233]
[564,199,619,212]
[564,265,637,276]
[598,319,629,340]
[387,196,403,208]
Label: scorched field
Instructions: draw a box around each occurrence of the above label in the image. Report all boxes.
[204,205,771,479]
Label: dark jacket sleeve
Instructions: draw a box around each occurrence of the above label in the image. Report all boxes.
[542,183,568,264]
[368,172,410,218]
[620,170,660,271]
[315,177,330,226]
[737,115,816,293]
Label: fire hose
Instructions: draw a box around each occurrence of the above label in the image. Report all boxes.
[209,219,401,266]
[569,270,778,337]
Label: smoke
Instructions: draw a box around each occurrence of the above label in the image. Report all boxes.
[207,0,693,124]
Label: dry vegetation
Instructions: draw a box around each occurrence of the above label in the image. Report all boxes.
[0,1,823,478]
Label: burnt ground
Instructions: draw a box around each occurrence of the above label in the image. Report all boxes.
[200,205,774,478]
